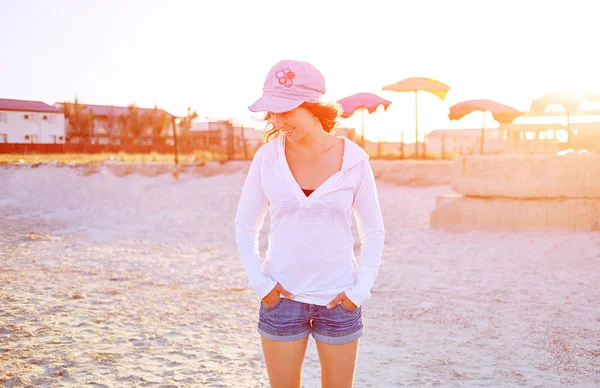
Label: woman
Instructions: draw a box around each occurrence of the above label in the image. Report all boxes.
[235,59,385,388]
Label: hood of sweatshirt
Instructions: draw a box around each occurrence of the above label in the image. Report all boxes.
[273,135,370,208]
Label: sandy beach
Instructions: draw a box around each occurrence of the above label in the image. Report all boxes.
[1,164,599,387]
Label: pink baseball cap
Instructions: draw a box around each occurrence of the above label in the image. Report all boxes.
[248,60,326,113]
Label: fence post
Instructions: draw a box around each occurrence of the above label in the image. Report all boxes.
[400,132,404,160]
[226,121,234,161]
[441,134,446,160]
[240,125,248,160]
[171,116,179,166]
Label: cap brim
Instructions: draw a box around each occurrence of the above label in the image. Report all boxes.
[248,95,304,113]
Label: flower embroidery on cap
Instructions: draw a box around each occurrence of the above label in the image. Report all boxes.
[276,68,295,88]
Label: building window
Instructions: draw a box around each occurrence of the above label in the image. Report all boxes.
[0,112,6,123]
[0,133,7,143]
[24,134,38,143]
[23,114,35,122]
[43,115,55,124]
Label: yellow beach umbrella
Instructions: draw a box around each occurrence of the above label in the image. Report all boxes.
[383,77,450,159]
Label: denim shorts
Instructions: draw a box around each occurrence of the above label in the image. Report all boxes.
[257,298,364,345]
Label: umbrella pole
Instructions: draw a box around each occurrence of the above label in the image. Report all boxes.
[414,90,419,159]
[361,108,366,148]
[480,112,485,154]
[401,131,404,159]
[566,113,571,146]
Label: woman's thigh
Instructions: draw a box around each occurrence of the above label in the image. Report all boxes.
[261,335,309,388]
[311,304,363,387]
[258,299,312,388]
[315,338,360,388]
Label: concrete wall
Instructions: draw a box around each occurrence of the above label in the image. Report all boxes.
[451,154,600,198]
[431,194,600,232]
[0,160,454,186]
[431,154,600,232]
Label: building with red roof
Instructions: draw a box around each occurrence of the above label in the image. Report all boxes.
[0,98,66,143]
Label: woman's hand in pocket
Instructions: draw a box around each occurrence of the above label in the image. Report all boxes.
[326,292,358,310]
[262,283,294,307]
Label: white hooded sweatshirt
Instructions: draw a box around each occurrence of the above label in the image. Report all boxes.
[234,135,385,307]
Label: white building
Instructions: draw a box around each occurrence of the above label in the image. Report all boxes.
[0,98,66,144]
[190,120,263,148]
[426,128,503,156]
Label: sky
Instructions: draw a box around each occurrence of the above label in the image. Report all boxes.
[1,0,599,142]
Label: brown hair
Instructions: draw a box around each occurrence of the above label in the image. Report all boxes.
[262,101,343,143]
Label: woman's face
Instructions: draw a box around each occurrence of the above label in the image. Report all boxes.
[269,106,316,141]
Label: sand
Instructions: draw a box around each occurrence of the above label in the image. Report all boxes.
[1,164,599,387]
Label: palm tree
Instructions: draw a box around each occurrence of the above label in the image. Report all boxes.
[119,104,147,144]
[104,107,118,144]
[146,105,170,145]
[178,107,199,146]
[62,97,95,143]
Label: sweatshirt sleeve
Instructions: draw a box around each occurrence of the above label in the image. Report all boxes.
[234,148,277,300]
[344,158,385,307]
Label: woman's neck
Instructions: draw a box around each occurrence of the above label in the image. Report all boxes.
[286,123,334,154]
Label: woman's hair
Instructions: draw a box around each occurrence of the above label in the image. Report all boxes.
[262,101,343,143]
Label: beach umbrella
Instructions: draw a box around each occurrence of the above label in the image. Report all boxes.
[337,92,392,146]
[382,77,450,159]
[448,99,524,154]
